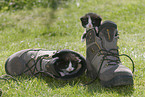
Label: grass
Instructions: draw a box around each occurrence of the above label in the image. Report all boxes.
[0,0,145,96]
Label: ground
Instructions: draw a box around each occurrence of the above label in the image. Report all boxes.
[0,0,145,96]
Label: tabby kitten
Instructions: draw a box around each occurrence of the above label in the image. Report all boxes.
[80,13,102,42]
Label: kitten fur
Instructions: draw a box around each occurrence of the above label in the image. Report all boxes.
[80,13,102,42]
[55,53,81,76]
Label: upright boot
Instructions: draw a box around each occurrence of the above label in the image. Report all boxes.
[86,21,134,87]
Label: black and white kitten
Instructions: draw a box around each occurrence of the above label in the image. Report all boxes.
[80,13,102,42]
[55,53,81,76]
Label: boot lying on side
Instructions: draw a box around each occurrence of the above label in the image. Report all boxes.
[5,49,87,80]
[86,21,134,87]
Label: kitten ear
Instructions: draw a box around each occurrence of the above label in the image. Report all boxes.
[80,16,87,28]
[76,57,81,63]
[98,16,102,22]
[78,59,81,63]
[80,16,84,21]
[96,16,102,26]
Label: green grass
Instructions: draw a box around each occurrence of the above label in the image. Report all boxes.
[0,0,145,96]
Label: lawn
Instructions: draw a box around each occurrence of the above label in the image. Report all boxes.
[0,0,145,96]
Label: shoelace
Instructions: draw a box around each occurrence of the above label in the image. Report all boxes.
[83,49,135,86]
[98,49,134,75]
[0,75,18,82]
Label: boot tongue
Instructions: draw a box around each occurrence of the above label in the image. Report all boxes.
[98,21,118,50]
[41,57,60,77]
[98,21,119,65]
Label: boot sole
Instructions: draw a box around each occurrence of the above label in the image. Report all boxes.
[100,75,133,87]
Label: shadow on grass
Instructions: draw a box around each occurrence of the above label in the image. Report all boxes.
[0,74,134,96]
[42,75,84,88]
[41,74,134,96]
[86,81,134,96]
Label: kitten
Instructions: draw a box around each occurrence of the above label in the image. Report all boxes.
[55,53,81,76]
[80,13,102,42]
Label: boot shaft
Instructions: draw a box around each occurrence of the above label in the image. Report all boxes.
[86,21,120,78]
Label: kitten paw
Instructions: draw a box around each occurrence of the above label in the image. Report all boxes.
[81,38,85,42]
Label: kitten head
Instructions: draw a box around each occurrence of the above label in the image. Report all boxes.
[80,13,102,29]
[55,53,81,73]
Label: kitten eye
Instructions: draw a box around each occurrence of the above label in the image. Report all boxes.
[71,61,78,66]
[65,64,68,67]
[82,18,88,24]
[82,19,87,21]
[83,20,87,23]
[92,21,96,24]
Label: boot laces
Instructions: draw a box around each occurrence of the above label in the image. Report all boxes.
[83,49,135,86]
[98,49,135,75]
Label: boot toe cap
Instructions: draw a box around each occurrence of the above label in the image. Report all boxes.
[100,64,133,87]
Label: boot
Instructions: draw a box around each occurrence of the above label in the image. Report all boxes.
[0,89,2,97]
[5,49,86,80]
[86,21,134,87]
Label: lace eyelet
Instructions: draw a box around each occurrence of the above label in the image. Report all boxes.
[105,64,108,68]
[91,48,95,53]
[97,52,100,56]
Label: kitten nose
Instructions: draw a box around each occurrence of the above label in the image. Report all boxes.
[89,24,92,28]
[69,68,72,71]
